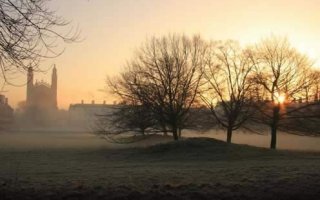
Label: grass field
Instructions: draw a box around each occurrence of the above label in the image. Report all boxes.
[0,132,320,199]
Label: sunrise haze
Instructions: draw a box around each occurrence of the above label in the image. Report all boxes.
[5,0,320,109]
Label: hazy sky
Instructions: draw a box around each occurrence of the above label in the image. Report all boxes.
[5,0,320,109]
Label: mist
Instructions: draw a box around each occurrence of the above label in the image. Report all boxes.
[1,130,319,152]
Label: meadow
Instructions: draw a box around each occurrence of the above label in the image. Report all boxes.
[0,131,320,199]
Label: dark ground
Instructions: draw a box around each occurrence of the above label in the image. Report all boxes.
[0,134,320,200]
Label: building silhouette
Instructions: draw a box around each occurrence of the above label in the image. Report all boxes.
[0,94,13,129]
[19,65,59,126]
[26,65,58,110]
[68,100,113,130]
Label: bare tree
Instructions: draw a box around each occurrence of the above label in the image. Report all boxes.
[201,41,255,143]
[108,34,208,140]
[250,36,319,149]
[95,101,156,142]
[0,0,78,85]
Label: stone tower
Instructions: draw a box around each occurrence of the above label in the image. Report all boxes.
[26,67,34,105]
[26,65,58,109]
[51,65,58,108]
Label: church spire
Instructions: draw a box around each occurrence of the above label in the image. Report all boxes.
[26,67,34,105]
[51,64,57,108]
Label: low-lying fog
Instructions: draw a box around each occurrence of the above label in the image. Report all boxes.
[0,130,319,152]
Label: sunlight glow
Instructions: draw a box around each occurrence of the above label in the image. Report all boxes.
[275,93,286,104]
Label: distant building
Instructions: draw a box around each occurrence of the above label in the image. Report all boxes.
[0,94,13,128]
[26,66,58,110]
[68,101,116,130]
[18,65,59,126]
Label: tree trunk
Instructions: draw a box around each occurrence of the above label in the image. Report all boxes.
[162,123,168,136]
[178,128,182,138]
[163,128,168,136]
[270,123,277,149]
[270,104,280,149]
[172,128,179,141]
[163,131,168,136]
[226,126,233,143]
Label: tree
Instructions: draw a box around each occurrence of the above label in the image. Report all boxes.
[0,0,78,84]
[250,36,319,149]
[201,41,255,143]
[95,101,157,143]
[108,34,208,140]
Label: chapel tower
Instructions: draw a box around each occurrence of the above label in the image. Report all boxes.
[51,65,57,108]
[26,67,34,105]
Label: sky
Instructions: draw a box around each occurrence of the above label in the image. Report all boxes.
[4,0,320,109]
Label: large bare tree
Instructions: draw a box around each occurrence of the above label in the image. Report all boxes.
[201,41,255,143]
[0,0,78,85]
[250,36,319,149]
[108,34,208,140]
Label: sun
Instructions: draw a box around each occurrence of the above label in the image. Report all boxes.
[275,93,286,104]
[278,95,285,104]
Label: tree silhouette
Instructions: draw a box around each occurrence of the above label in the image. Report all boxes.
[108,34,208,140]
[201,41,255,143]
[249,36,319,149]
